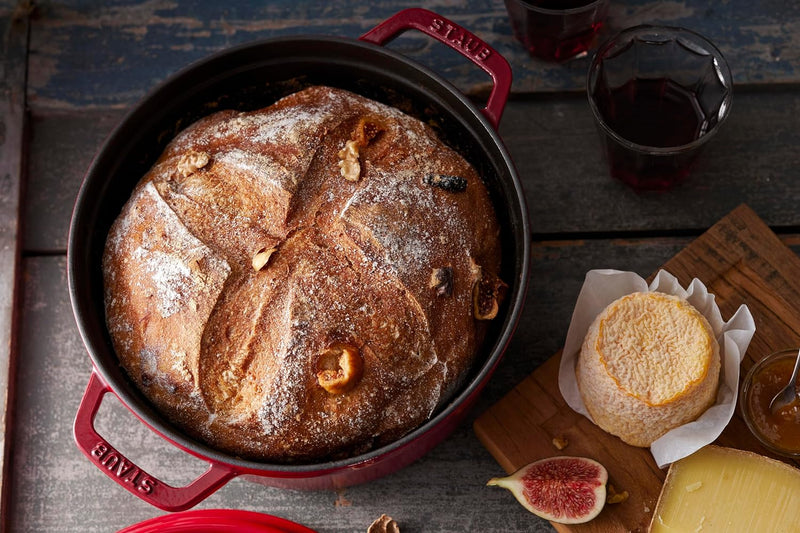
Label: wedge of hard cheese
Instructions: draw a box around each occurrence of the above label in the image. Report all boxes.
[650,445,800,531]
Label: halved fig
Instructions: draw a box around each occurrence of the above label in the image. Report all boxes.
[487,456,608,524]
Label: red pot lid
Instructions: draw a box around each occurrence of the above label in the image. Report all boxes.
[118,509,317,533]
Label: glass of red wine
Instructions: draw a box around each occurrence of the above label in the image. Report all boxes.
[587,26,732,191]
[504,0,610,62]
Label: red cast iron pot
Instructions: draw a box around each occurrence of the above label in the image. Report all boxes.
[69,8,529,512]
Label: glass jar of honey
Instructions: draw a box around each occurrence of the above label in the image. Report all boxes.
[740,349,800,457]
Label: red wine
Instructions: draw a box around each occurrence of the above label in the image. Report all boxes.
[505,0,606,62]
[593,77,707,190]
[526,0,599,9]
[595,78,705,148]
[524,22,603,62]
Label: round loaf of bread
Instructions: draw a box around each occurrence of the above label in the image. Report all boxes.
[102,86,504,463]
[575,291,720,447]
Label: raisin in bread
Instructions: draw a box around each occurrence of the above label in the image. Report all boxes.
[103,86,504,462]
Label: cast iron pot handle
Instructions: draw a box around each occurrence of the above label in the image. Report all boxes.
[73,371,237,512]
[360,8,512,130]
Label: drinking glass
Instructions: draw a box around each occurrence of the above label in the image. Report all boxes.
[587,25,733,191]
[504,0,610,62]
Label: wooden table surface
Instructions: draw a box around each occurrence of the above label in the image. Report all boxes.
[3,1,800,531]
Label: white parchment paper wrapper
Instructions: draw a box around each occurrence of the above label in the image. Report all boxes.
[558,269,756,468]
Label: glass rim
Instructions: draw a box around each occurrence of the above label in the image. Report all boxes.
[513,0,609,16]
[739,348,800,458]
[586,24,733,155]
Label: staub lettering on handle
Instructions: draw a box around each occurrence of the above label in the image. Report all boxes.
[429,18,492,61]
[91,442,156,494]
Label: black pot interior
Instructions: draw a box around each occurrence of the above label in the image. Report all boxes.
[68,36,529,471]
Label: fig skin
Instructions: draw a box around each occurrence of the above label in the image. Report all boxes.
[487,456,608,524]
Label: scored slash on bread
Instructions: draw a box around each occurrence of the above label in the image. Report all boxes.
[102,86,504,463]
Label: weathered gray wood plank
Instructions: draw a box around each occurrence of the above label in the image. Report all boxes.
[22,109,120,253]
[500,84,800,236]
[23,85,800,252]
[14,1,800,530]
[8,236,703,531]
[26,0,800,110]
[0,2,28,529]
[9,256,545,532]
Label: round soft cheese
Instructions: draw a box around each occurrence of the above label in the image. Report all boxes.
[576,291,720,447]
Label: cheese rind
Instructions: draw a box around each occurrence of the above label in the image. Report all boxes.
[650,445,800,532]
[576,291,720,447]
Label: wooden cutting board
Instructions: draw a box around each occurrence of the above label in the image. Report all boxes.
[474,204,800,532]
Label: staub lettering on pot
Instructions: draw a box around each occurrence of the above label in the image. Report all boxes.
[90,442,156,494]
[429,18,492,61]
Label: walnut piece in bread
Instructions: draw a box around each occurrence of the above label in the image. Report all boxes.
[103,86,503,463]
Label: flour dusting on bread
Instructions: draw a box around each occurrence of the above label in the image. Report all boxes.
[103,86,502,462]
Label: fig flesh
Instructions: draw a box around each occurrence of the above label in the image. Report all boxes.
[487,456,608,524]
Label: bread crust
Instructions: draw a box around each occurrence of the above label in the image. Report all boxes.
[576,292,720,447]
[102,86,502,462]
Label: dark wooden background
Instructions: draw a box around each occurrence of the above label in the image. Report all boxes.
[3,0,800,531]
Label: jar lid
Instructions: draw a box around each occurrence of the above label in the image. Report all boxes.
[118,509,316,533]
